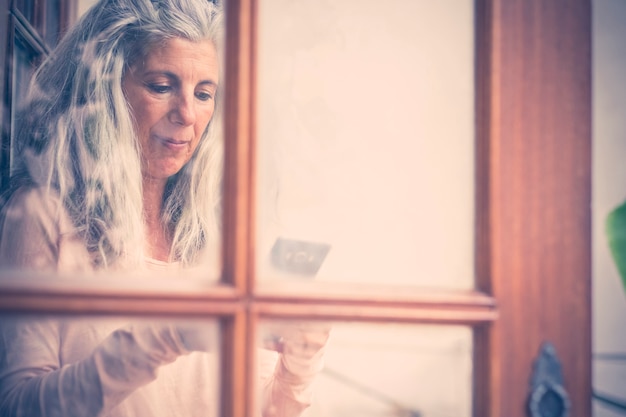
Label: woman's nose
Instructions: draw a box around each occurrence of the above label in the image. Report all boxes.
[170,92,196,126]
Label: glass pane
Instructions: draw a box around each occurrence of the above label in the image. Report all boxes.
[256,0,475,289]
[0,315,220,416]
[1,1,224,284]
[258,321,473,416]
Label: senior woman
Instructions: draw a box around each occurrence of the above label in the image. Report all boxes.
[0,0,327,416]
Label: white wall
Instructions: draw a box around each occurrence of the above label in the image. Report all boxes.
[593,0,626,415]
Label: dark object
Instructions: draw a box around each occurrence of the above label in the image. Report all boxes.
[270,238,331,277]
[528,342,571,417]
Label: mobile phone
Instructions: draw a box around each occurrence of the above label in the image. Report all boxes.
[270,237,331,277]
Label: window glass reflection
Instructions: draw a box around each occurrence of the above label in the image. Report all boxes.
[0,315,221,416]
[1,0,224,284]
[259,321,473,417]
[256,0,475,289]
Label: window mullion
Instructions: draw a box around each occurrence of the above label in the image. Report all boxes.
[222,0,257,416]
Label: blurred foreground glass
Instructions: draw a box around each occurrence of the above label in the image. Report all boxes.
[0,315,221,416]
[258,321,473,417]
[256,0,475,289]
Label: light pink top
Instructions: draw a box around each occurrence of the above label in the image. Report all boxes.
[0,187,314,417]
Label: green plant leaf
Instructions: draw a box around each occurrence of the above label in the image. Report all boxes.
[606,201,626,293]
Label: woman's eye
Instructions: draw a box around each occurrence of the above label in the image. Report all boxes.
[195,91,213,101]
[148,84,171,94]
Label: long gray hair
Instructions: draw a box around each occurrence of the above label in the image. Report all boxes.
[13,0,224,269]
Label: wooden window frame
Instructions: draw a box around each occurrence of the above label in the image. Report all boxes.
[474,1,591,416]
[0,1,592,417]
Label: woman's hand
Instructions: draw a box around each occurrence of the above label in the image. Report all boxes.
[273,322,331,381]
[261,321,332,417]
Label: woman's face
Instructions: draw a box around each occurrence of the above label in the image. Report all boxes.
[122,37,219,182]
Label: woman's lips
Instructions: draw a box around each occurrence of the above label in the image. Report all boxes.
[157,136,189,151]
